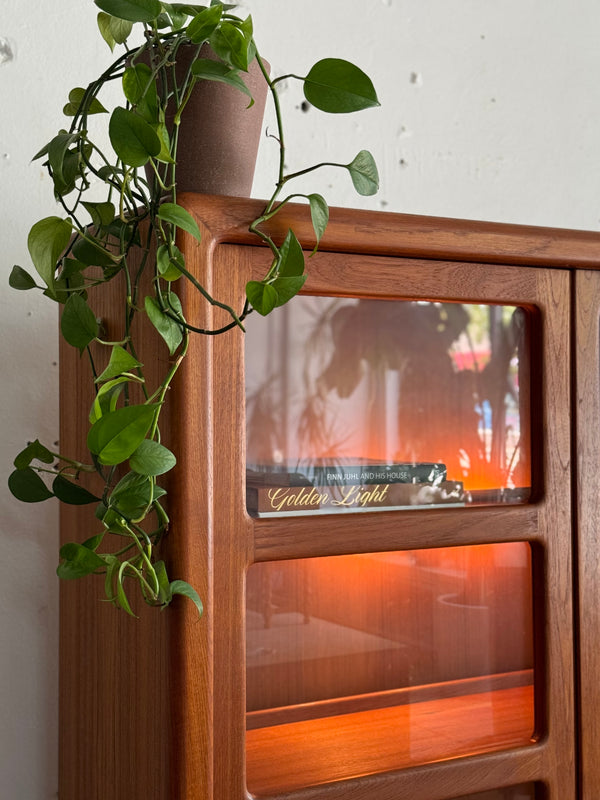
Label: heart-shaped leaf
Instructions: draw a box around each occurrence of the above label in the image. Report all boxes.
[14,439,54,470]
[277,230,304,277]
[168,579,203,616]
[60,294,99,351]
[87,403,158,465]
[156,244,184,281]
[129,439,176,476]
[96,345,142,383]
[304,58,380,114]
[57,542,106,580]
[63,87,108,116]
[245,281,278,316]
[307,194,329,253]
[52,475,100,505]
[186,4,222,42]
[145,295,184,355]
[108,470,155,520]
[210,20,251,71]
[156,202,202,242]
[191,58,253,103]
[89,377,130,424]
[346,149,379,196]
[272,275,307,307]
[97,11,133,51]
[109,106,161,167]
[94,0,161,23]
[28,216,72,293]
[9,265,37,290]
[8,468,54,503]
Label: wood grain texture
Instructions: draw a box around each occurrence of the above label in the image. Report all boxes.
[178,193,600,270]
[59,196,584,799]
[574,270,600,800]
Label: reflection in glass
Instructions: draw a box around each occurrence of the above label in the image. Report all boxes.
[246,544,535,794]
[245,297,531,513]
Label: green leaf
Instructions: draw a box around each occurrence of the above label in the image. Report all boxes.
[82,201,116,229]
[151,121,174,164]
[60,258,87,280]
[277,230,304,277]
[123,63,156,109]
[129,439,176,476]
[168,580,203,616]
[14,439,54,469]
[164,5,189,29]
[71,234,121,268]
[245,281,278,316]
[83,533,105,551]
[52,475,100,505]
[43,131,80,195]
[96,346,142,383]
[63,87,108,116]
[346,149,379,196]
[60,294,99,351]
[87,404,158,465]
[9,265,37,290]
[156,202,202,242]
[8,468,54,503]
[144,295,184,354]
[108,471,154,520]
[186,4,222,42]
[89,377,130,424]
[97,11,133,49]
[156,244,184,281]
[307,193,329,253]
[303,58,380,114]
[210,21,251,71]
[191,58,253,103]
[271,275,307,307]
[109,106,161,167]
[116,563,137,616]
[57,542,106,580]
[27,216,72,294]
[153,559,171,604]
[94,0,161,23]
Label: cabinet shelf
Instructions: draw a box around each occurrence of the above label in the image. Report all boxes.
[246,682,535,796]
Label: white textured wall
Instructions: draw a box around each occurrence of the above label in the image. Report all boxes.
[1,1,599,796]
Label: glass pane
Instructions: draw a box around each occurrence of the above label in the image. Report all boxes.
[246,543,535,795]
[245,296,531,516]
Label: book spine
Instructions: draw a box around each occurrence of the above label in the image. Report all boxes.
[246,462,447,488]
[308,463,447,485]
[247,481,464,515]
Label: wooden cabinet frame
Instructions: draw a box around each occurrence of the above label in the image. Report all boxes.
[59,196,600,800]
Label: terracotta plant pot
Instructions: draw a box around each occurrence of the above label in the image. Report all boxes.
[147,45,270,197]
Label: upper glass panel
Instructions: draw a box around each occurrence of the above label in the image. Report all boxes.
[245,296,531,516]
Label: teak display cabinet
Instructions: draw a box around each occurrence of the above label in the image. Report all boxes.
[59,195,600,800]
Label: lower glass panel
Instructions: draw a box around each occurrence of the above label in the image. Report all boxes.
[246,543,535,796]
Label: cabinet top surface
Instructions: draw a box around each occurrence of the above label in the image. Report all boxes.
[179,192,600,270]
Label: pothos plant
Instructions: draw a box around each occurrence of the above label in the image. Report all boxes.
[8,0,379,616]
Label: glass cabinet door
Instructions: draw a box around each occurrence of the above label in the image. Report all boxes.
[246,543,535,796]
[246,297,531,517]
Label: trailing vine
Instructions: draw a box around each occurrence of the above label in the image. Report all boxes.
[8,0,379,616]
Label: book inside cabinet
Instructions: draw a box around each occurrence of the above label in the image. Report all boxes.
[61,196,600,800]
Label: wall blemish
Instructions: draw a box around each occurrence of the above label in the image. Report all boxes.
[0,37,14,65]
